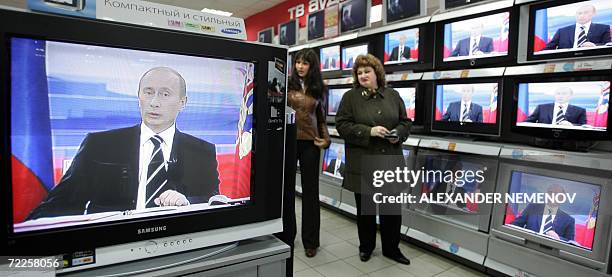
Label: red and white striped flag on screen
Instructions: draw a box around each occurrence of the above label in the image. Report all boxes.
[488,84,498,123]
[594,84,609,128]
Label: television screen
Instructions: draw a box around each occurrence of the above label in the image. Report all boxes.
[396,87,417,121]
[10,37,254,233]
[279,19,297,46]
[445,0,485,10]
[384,28,420,65]
[258,28,273,43]
[322,142,346,179]
[385,0,420,23]
[341,0,368,33]
[342,44,368,70]
[435,83,499,125]
[504,171,601,251]
[328,88,351,115]
[532,0,612,57]
[516,81,609,132]
[420,156,486,213]
[320,45,341,71]
[442,12,510,62]
[308,10,325,41]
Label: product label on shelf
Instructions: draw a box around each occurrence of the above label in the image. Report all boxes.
[28,0,247,40]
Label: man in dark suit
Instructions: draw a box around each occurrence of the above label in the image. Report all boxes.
[27,67,220,219]
[511,184,575,241]
[346,56,355,68]
[323,56,337,70]
[441,85,483,123]
[325,148,345,178]
[389,34,411,62]
[342,4,355,31]
[544,5,611,50]
[524,87,587,126]
[451,22,494,57]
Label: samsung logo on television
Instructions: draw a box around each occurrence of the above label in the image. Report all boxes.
[137,226,167,235]
[221,28,242,34]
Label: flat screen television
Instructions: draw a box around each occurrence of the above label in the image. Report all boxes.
[0,9,285,266]
[328,86,352,116]
[279,19,298,46]
[320,45,341,72]
[527,0,612,62]
[511,75,611,140]
[384,28,420,65]
[412,149,499,231]
[257,27,273,43]
[443,0,486,10]
[431,79,502,136]
[384,0,422,24]
[435,8,518,69]
[322,141,346,180]
[308,9,325,41]
[341,43,369,70]
[491,161,612,267]
[340,0,370,33]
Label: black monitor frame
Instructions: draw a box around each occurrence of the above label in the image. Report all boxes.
[326,84,353,124]
[279,18,298,46]
[434,6,519,70]
[526,0,612,62]
[507,72,612,141]
[379,23,435,72]
[430,78,504,137]
[387,80,425,129]
[307,9,326,41]
[383,0,423,25]
[0,9,286,255]
[341,41,370,72]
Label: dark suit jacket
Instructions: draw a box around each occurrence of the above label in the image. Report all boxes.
[346,57,354,68]
[389,45,411,61]
[544,23,611,50]
[451,37,494,57]
[511,203,575,241]
[325,158,345,177]
[324,57,337,69]
[27,125,220,219]
[524,103,587,125]
[441,101,483,122]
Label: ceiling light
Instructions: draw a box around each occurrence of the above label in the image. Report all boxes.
[201,8,233,17]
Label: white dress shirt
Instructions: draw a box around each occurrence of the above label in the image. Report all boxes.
[539,205,557,234]
[459,101,472,122]
[469,35,481,56]
[398,45,405,61]
[573,21,592,48]
[333,159,342,176]
[552,102,569,125]
[136,123,176,210]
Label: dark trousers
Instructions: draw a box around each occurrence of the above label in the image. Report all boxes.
[297,140,321,249]
[354,193,401,257]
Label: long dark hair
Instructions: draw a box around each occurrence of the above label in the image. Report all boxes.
[288,48,325,100]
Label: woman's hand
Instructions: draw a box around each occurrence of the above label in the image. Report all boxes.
[314,137,328,149]
[370,126,390,138]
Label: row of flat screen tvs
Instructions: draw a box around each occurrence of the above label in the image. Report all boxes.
[326,73,611,140]
[320,140,610,268]
[314,0,612,73]
[0,9,286,258]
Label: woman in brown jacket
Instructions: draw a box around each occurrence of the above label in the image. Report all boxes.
[287,48,331,258]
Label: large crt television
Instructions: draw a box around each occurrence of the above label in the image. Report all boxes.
[510,74,611,140]
[491,160,612,271]
[527,0,612,62]
[0,9,286,265]
[431,79,502,136]
[435,7,518,69]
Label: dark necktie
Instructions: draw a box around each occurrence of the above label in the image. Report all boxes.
[542,208,554,234]
[146,135,168,207]
[577,26,587,47]
[461,104,469,122]
[555,105,565,125]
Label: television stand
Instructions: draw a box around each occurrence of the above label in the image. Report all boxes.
[532,138,596,152]
[60,236,289,277]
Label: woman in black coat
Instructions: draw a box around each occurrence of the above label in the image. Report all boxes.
[335,54,411,265]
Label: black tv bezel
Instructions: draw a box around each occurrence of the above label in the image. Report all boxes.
[444,0,486,10]
[434,6,519,70]
[384,0,422,25]
[387,81,424,127]
[320,44,342,73]
[430,78,503,137]
[327,84,353,118]
[279,18,298,46]
[509,73,612,141]
[257,27,274,43]
[341,41,370,71]
[526,0,612,62]
[0,9,285,255]
[340,0,370,34]
[307,9,326,41]
[380,23,435,72]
